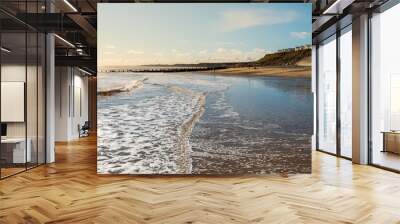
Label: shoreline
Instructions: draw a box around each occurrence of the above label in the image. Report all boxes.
[178,93,206,174]
[200,66,311,78]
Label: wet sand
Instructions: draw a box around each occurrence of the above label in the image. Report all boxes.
[97,72,312,175]
[202,66,311,78]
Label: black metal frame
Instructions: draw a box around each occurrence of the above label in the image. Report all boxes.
[315,44,319,152]
[367,10,373,166]
[336,23,341,158]
[0,21,2,179]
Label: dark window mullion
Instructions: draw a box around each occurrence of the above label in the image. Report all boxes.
[25,0,28,171]
[336,28,341,157]
[36,0,39,167]
[316,45,320,151]
[0,25,2,179]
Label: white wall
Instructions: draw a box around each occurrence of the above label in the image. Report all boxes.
[71,73,89,138]
[1,65,39,138]
[55,67,89,141]
[1,63,47,164]
[55,66,69,141]
[1,65,26,139]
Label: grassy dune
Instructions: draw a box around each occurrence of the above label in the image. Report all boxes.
[205,66,311,78]
[202,49,312,78]
[257,49,311,66]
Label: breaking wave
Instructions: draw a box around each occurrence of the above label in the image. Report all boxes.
[97,77,208,174]
[98,78,147,96]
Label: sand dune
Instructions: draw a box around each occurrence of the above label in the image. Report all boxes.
[203,66,311,78]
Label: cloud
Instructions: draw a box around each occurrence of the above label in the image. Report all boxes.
[106,45,115,49]
[199,50,208,55]
[177,52,191,57]
[220,9,297,32]
[171,49,191,57]
[250,48,269,55]
[101,47,271,66]
[216,48,226,53]
[290,32,310,39]
[128,50,144,55]
[246,48,269,60]
[194,48,268,63]
[230,49,243,55]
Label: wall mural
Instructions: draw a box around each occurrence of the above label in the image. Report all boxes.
[97,3,313,175]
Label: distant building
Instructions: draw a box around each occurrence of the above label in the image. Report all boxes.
[276,44,312,53]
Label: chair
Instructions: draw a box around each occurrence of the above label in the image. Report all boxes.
[79,121,90,138]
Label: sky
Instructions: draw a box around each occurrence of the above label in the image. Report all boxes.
[98,3,311,67]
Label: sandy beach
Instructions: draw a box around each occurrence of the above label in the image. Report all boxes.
[97,72,312,174]
[203,66,311,78]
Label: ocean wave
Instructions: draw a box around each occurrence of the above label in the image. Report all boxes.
[97,81,207,174]
[177,92,206,173]
[98,78,148,96]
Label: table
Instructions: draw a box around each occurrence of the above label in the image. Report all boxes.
[1,138,31,163]
[382,131,400,154]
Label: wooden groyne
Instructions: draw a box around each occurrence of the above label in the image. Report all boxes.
[100,66,228,73]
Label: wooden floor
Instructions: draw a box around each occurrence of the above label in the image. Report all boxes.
[372,150,400,171]
[0,167,26,178]
[1,136,400,224]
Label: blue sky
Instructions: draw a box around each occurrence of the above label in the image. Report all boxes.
[98,3,311,67]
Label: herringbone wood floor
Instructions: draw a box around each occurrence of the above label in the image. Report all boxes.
[1,136,400,224]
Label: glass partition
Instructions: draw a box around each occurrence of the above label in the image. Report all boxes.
[0,3,46,179]
[370,3,400,171]
[1,31,28,178]
[339,26,352,158]
[27,30,38,169]
[317,35,337,154]
[38,32,46,165]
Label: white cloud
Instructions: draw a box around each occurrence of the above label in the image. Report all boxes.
[101,47,271,66]
[195,48,268,63]
[290,32,310,39]
[216,48,226,53]
[230,49,243,55]
[177,52,190,57]
[106,45,115,49]
[199,50,208,55]
[171,49,191,57]
[128,50,144,55]
[220,9,297,32]
[243,48,269,61]
[251,48,269,55]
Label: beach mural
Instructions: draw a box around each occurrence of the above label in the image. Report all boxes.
[97,3,313,175]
